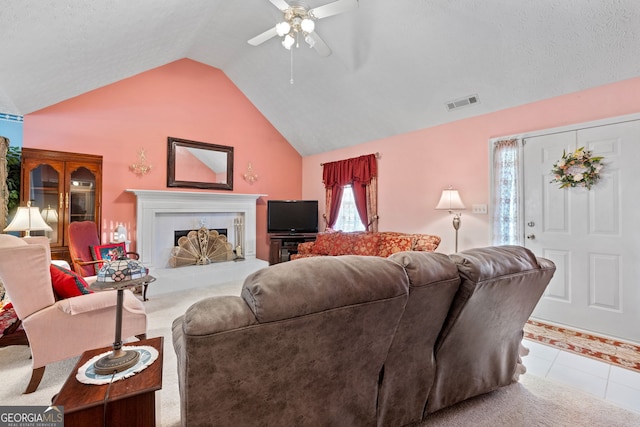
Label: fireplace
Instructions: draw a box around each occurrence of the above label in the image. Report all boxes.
[126,190,268,295]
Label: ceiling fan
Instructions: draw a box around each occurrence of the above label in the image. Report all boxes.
[248,0,359,57]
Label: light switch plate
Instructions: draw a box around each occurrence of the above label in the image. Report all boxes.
[472,204,488,214]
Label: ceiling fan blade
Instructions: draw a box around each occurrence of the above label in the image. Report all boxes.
[269,0,291,11]
[248,27,278,46]
[307,32,332,57]
[310,0,358,19]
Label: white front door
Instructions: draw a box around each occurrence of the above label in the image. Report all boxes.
[523,120,640,342]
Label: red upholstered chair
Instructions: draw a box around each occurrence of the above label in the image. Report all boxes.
[68,221,149,301]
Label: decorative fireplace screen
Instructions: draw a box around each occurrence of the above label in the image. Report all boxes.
[169,227,234,267]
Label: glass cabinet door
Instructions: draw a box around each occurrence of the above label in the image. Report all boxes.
[68,166,97,224]
[20,148,103,263]
[22,159,64,245]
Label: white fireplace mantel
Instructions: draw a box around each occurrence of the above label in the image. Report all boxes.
[126,190,268,296]
[126,189,266,267]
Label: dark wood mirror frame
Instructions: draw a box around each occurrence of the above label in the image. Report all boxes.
[167,137,234,190]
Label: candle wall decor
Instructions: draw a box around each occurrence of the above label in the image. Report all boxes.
[130,148,152,177]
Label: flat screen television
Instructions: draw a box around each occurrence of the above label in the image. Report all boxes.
[267,200,319,234]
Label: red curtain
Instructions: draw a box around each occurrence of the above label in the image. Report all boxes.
[322,154,377,229]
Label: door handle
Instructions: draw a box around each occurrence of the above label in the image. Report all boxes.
[526,234,535,240]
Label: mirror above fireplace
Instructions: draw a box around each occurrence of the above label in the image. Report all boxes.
[167,137,234,190]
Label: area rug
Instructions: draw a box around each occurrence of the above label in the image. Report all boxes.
[524,319,640,374]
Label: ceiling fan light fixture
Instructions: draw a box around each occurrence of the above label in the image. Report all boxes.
[282,34,295,49]
[300,18,315,33]
[276,21,291,37]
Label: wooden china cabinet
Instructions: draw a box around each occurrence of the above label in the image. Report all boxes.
[20,148,102,262]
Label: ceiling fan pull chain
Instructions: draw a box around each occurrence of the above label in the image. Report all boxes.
[290,46,294,85]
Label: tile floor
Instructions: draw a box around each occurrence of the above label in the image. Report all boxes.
[523,338,640,414]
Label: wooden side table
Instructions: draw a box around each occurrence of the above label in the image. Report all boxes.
[53,337,163,427]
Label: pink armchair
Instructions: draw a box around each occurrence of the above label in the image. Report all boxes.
[0,235,147,393]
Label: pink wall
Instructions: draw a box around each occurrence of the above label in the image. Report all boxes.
[22,59,640,256]
[302,77,640,253]
[23,59,302,260]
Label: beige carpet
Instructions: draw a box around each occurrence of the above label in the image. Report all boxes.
[2,281,640,427]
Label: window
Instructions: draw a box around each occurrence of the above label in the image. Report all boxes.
[333,185,365,232]
[491,139,521,245]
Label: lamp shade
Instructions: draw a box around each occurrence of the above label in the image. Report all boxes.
[3,204,53,236]
[41,206,59,223]
[435,189,466,211]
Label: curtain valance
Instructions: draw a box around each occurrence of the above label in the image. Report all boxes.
[322,154,377,188]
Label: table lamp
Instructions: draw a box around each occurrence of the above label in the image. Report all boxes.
[90,258,154,375]
[435,186,466,253]
[40,205,59,241]
[3,201,52,237]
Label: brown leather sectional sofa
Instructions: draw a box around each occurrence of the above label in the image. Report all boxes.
[172,246,555,426]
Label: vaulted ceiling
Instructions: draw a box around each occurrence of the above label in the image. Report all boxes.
[2,1,639,156]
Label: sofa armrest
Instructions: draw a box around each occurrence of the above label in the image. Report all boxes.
[296,241,315,255]
[56,289,141,315]
[178,296,257,336]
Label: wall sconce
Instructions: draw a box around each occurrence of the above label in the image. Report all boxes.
[242,162,258,185]
[435,186,466,253]
[3,201,52,237]
[130,148,152,177]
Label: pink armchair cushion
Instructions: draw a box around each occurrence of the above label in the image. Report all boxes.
[57,289,136,315]
[0,236,55,319]
[50,264,93,299]
[25,290,146,369]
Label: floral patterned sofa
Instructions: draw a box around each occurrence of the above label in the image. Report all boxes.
[290,231,441,260]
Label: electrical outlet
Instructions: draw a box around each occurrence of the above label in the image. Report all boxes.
[472,204,488,214]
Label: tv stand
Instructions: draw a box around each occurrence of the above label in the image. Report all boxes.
[269,233,317,265]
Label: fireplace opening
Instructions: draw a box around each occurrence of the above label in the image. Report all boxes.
[174,228,227,246]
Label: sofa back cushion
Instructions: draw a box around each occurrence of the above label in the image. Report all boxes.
[425,245,556,414]
[376,233,413,257]
[174,255,410,427]
[310,231,336,255]
[241,255,408,323]
[378,251,461,427]
[412,234,441,252]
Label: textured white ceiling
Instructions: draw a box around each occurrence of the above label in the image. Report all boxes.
[1,0,639,156]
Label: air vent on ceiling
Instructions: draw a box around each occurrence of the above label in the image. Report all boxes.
[446,94,480,111]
